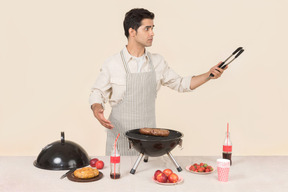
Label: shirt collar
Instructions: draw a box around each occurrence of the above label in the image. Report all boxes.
[122,46,150,63]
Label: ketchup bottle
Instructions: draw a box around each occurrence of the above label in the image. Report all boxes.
[110,144,120,179]
[222,124,232,165]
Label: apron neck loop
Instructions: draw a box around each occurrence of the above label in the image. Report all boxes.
[120,50,154,74]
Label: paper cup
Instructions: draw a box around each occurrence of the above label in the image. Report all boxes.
[217,159,230,182]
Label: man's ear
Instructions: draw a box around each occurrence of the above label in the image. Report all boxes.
[129,28,136,37]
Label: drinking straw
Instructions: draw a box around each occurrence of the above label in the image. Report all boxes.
[227,123,229,146]
[114,133,120,179]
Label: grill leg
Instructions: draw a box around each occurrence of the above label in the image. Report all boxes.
[167,151,182,172]
[130,153,144,174]
[144,155,149,162]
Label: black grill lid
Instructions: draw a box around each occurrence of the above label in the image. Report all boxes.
[34,132,90,170]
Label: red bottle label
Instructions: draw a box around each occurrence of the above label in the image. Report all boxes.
[110,156,120,163]
[223,145,232,152]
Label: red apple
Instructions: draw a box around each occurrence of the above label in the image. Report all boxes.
[163,168,173,177]
[168,173,179,183]
[95,160,104,169]
[154,170,162,180]
[90,158,99,167]
[156,173,168,183]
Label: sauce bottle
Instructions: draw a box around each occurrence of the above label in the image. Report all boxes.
[110,144,120,179]
[222,124,232,165]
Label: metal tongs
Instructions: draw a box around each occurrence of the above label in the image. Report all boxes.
[209,47,244,78]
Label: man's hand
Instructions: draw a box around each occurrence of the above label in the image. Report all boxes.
[209,61,228,79]
[190,61,228,90]
[91,103,114,129]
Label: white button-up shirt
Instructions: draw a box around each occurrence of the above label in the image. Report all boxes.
[89,47,193,107]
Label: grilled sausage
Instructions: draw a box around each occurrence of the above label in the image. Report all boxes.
[139,128,170,137]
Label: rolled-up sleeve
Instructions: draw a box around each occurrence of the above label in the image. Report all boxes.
[159,58,193,92]
[89,63,112,108]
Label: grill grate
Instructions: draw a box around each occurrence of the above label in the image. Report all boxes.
[125,128,183,141]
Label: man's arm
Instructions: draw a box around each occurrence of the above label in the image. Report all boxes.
[190,62,228,90]
[89,61,114,129]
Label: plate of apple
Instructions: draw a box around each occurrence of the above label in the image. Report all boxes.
[153,169,183,185]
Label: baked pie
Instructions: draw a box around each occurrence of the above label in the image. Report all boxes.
[73,167,99,179]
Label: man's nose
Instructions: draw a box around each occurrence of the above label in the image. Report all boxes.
[150,29,154,36]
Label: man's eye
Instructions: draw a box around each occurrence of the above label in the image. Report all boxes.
[145,27,149,31]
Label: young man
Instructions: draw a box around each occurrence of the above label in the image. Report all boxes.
[89,8,227,155]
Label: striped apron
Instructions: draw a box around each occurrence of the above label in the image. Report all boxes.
[105,50,157,156]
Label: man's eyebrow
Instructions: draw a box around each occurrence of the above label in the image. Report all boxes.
[144,25,155,28]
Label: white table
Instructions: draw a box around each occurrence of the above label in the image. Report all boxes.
[0,156,287,192]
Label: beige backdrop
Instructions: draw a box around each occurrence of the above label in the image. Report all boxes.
[1,0,287,156]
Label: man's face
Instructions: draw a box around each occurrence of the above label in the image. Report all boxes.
[133,19,154,47]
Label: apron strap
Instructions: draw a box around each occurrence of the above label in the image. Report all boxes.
[147,52,155,72]
[120,50,130,74]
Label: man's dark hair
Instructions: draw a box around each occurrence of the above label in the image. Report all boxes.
[123,8,154,38]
